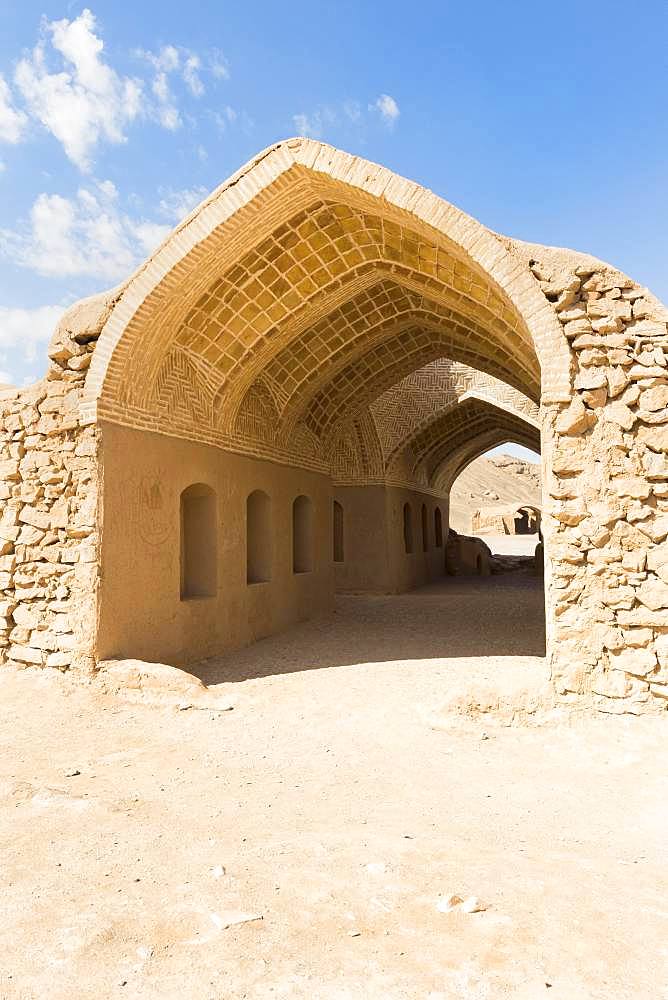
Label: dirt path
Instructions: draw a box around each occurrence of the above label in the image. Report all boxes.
[1,575,667,999]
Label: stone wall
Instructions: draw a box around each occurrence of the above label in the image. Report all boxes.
[535,256,668,713]
[0,295,106,673]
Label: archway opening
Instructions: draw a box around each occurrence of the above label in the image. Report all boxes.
[448,441,542,574]
[89,139,560,669]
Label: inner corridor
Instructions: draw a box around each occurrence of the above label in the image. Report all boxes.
[197,538,545,688]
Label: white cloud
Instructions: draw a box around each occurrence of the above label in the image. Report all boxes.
[14,9,143,171]
[343,100,362,124]
[0,179,171,282]
[136,43,211,128]
[136,44,181,130]
[0,304,64,377]
[158,186,208,222]
[0,74,27,144]
[132,220,172,255]
[293,107,337,139]
[183,55,204,97]
[4,15,232,167]
[213,105,238,131]
[373,93,400,126]
[293,95,400,139]
[210,51,230,80]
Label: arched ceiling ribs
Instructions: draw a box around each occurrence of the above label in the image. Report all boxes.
[202,209,539,424]
[432,425,541,495]
[420,410,539,484]
[386,396,540,489]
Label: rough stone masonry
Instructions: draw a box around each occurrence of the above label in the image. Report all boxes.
[533,250,668,713]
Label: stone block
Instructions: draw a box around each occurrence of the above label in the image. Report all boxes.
[601,402,636,430]
[606,367,629,397]
[655,633,668,667]
[9,644,44,665]
[639,385,668,411]
[46,651,71,668]
[638,425,668,452]
[587,297,632,321]
[636,577,668,610]
[0,460,20,481]
[556,397,596,435]
[612,476,651,499]
[623,628,653,649]
[12,604,43,629]
[592,669,634,698]
[551,499,587,526]
[582,387,607,409]
[622,550,647,572]
[19,506,51,530]
[574,370,607,391]
[28,630,58,652]
[16,525,45,546]
[645,516,668,543]
[600,585,635,610]
[608,647,657,675]
[564,318,593,339]
[618,607,668,627]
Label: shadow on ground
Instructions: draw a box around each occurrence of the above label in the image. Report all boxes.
[195,572,546,685]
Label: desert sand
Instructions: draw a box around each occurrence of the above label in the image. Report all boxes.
[2,555,666,999]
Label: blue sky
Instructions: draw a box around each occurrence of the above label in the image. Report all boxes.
[0,2,666,462]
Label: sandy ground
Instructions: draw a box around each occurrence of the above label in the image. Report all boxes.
[2,572,667,1000]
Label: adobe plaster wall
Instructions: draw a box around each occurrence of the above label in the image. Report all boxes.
[333,485,447,593]
[97,422,334,667]
[332,486,390,593]
[385,486,447,593]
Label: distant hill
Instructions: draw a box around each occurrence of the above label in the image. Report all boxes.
[448,453,541,533]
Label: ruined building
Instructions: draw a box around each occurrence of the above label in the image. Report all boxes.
[1,139,667,714]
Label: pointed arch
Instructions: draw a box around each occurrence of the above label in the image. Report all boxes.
[81,138,570,441]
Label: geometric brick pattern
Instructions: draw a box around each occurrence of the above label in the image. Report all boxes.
[371,359,539,463]
[307,359,539,492]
